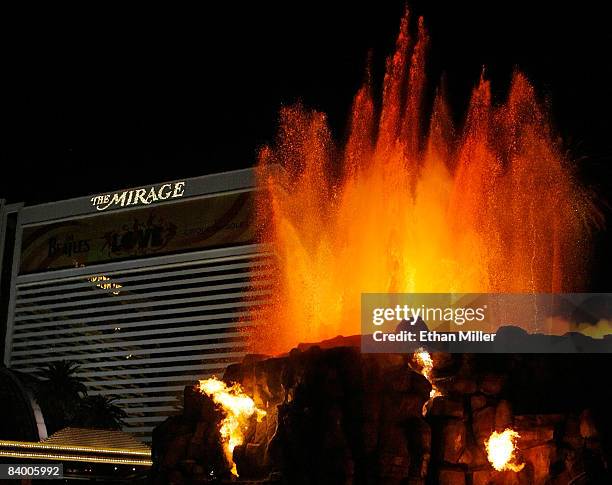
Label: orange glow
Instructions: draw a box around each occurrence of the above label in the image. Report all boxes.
[198,377,266,476]
[252,11,595,355]
[485,429,525,472]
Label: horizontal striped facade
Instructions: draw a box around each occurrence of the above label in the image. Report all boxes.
[6,244,273,442]
[2,169,276,443]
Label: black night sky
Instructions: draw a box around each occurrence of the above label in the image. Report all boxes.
[3,1,611,288]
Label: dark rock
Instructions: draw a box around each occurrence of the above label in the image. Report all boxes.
[431,397,465,418]
[234,442,268,478]
[516,426,555,448]
[167,470,184,485]
[522,443,556,485]
[479,373,506,395]
[514,414,565,427]
[405,418,431,478]
[382,392,427,421]
[362,392,382,422]
[579,409,598,439]
[183,385,204,422]
[362,420,379,453]
[440,419,467,464]
[384,365,415,392]
[471,394,488,412]
[405,479,426,485]
[450,376,478,395]
[431,352,454,371]
[562,416,582,450]
[438,468,466,485]
[495,400,513,430]
[471,469,492,485]
[378,451,410,484]
[472,406,496,443]
[150,391,230,484]
[151,350,612,484]
[459,442,488,469]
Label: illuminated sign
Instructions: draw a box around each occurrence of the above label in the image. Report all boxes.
[90,182,186,211]
[20,191,259,273]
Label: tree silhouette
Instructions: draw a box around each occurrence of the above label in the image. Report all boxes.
[34,361,87,433]
[74,395,127,430]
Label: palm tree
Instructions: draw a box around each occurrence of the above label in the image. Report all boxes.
[34,361,87,433]
[75,395,127,430]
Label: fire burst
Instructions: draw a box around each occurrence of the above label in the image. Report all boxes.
[252,11,596,354]
[485,428,525,472]
[413,348,442,414]
[198,377,266,476]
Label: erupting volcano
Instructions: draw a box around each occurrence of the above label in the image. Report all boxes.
[251,11,595,355]
[152,10,611,485]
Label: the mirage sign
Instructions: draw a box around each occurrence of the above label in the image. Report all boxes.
[20,191,259,273]
[90,181,186,211]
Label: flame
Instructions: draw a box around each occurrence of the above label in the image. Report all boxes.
[251,11,595,354]
[413,348,442,415]
[198,377,266,476]
[485,428,525,472]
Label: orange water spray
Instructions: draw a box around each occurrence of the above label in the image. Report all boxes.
[252,11,595,355]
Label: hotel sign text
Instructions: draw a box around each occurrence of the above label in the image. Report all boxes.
[90,181,186,211]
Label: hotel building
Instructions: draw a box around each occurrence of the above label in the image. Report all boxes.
[0,168,274,442]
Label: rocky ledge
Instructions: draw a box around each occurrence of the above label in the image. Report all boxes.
[152,343,612,485]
